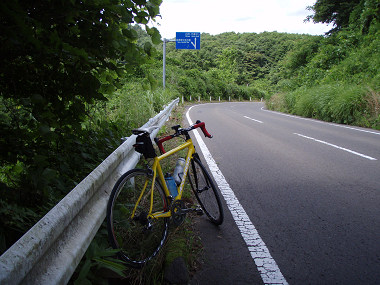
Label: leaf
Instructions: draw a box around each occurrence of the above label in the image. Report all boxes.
[150,0,163,5]
[42,168,57,182]
[137,11,149,18]
[146,2,160,18]
[33,155,48,167]
[148,73,158,90]
[119,39,128,47]
[11,162,24,175]
[75,259,92,282]
[100,84,116,95]
[62,43,89,61]
[122,28,138,40]
[80,152,92,159]
[74,278,92,285]
[112,40,120,49]
[94,248,121,258]
[38,125,51,135]
[134,16,148,24]
[134,12,149,24]
[146,27,162,45]
[31,94,45,105]
[142,78,150,90]
[93,258,126,278]
[144,41,153,56]
[123,0,135,8]
[119,7,134,23]
[133,0,147,5]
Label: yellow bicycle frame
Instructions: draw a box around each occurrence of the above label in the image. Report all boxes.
[130,137,196,220]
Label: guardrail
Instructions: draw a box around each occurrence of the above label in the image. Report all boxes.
[0,98,179,285]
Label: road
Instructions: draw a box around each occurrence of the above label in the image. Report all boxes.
[186,102,380,285]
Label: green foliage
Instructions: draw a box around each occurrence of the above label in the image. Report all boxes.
[0,0,163,254]
[216,47,241,83]
[321,33,380,85]
[268,83,379,129]
[306,0,380,34]
[306,0,362,33]
[71,229,127,285]
[268,0,380,128]
[1,0,378,281]
[0,199,40,254]
[161,31,301,100]
[284,37,323,72]
[295,84,366,123]
[268,1,380,130]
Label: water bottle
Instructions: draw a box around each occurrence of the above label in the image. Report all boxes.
[173,158,186,186]
[165,173,178,197]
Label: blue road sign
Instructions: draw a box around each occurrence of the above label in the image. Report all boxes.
[176,32,201,50]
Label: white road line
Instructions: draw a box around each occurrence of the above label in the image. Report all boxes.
[244,115,263,124]
[294,133,377,161]
[187,106,288,285]
[261,107,380,136]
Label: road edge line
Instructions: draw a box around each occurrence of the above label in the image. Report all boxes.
[187,105,288,285]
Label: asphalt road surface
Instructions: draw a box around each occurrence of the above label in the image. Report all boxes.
[186,102,380,285]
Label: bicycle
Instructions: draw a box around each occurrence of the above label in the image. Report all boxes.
[106,120,224,268]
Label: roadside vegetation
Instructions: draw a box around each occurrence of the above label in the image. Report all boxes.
[0,0,379,283]
[266,0,380,129]
[71,104,204,285]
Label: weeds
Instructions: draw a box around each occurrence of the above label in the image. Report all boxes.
[365,88,380,118]
[267,83,380,129]
[72,103,204,284]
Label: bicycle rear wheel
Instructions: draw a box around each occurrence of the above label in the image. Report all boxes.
[188,155,224,225]
[106,169,169,268]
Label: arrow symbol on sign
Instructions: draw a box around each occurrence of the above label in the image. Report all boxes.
[191,38,196,49]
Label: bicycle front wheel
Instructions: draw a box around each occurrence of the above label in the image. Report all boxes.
[188,156,224,225]
[106,169,169,268]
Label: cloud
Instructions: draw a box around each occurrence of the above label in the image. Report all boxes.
[235,17,256,22]
[155,0,332,38]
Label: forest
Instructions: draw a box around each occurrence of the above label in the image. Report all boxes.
[0,0,379,281]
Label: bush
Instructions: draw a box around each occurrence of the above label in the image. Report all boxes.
[269,83,379,129]
[330,85,367,124]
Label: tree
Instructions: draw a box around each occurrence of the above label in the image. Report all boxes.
[217,47,241,83]
[0,0,162,253]
[305,0,362,33]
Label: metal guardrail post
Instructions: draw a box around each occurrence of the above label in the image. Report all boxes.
[0,98,179,284]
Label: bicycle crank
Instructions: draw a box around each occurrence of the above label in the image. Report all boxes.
[170,200,186,227]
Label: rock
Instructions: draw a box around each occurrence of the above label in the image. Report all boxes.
[164,256,190,285]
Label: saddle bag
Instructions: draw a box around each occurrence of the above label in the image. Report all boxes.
[134,133,157,159]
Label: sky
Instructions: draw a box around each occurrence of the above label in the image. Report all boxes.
[153,0,334,39]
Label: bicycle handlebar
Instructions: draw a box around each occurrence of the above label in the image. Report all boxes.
[155,120,212,154]
[192,120,213,138]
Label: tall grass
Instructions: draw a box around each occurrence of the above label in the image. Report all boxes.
[86,81,179,134]
[267,83,380,129]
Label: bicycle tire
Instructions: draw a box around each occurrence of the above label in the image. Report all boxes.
[106,168,169,268]
[188,156,224,225]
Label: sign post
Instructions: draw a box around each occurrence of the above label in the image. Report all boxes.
[163,32,201,89]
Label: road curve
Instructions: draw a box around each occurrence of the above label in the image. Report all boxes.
[187,102,380,285]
